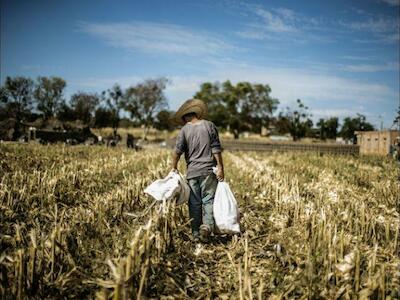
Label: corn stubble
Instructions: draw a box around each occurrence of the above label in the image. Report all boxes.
[0,144,399,299]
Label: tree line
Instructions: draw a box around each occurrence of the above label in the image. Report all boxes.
[194,81,374,141]
[0,76,374,141]
[0,76,171,139]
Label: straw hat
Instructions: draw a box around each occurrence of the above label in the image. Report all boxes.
[171,99,208,125]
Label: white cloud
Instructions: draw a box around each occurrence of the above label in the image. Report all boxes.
[236,29,266,40]
[340,16,399,43]
[216,65,394,104]
[273,8,296,20]
[339,62,399,72]
[236,5,329,43]
[381,32,400,43]
[254,7,298,33]
[381,0,400,6]
[342,18,398,33]
[236,7,300,41]
[339,55,375,61]
[237,3,399,45]
[78,21,235,56]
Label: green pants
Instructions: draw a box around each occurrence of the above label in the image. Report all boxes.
[187,173,218,237]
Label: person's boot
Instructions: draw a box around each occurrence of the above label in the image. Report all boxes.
[199,224,211,242]
[192,231,200,243]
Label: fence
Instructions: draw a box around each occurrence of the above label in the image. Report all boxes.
[166,138,359,155]
[221,140,359,155]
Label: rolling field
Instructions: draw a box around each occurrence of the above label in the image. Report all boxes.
[0,143,399,299]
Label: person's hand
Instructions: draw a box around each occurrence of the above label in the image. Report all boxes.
[216,167,224,181]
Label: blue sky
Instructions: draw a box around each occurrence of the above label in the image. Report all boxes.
[1,0,399,128]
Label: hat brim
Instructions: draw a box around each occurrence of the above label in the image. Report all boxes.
[171,99,208,125]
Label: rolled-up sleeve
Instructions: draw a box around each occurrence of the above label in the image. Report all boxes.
[175,129,187,155]
[210,122,222,154]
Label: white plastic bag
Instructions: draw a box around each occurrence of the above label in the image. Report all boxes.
[144,171,189,205]
[213,181,240,233]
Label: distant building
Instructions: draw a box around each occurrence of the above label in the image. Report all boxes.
[355,130,399,155]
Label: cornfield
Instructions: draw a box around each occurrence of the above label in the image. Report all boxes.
[0,143,399,299]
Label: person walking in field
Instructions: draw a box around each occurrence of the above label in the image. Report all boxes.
[171,99,224,243]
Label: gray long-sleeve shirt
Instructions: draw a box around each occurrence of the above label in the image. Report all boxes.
[175,120,222,179]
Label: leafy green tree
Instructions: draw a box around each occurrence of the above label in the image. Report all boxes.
[325,117,339,139]
[340,114,374,142]
[247,83,279,132]
[193,82,226,128]
[317,117,339,140]
[122,77,168,139]
[34,76,66,120]
[70,92,99,125]
[0,76,34,139]
[93,107,117,128]
[283,99,313,141]
[303,118,314,138]
[154,110,174,131]
[0,76,34,121]
[194,81,279,138]
[101,84,124,131]
[57,103,76,122]
[275,113,291,135]
[316,118,327,140]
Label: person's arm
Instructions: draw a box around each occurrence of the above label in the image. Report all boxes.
[213,152,224,181]
[171,151,181,171]
[209,122,224,181]
[172,129,186,172]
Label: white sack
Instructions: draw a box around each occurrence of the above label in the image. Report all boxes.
[144,171,189,204]
[213,182,240,233]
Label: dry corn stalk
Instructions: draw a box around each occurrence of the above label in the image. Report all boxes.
[0,144,399,299]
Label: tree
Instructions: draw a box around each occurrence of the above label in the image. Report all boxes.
[123,77,169,139]
[34,76,66,120]
[154,110,174,131]
[275,113,291,135]
[57,103,76,122]
[0,76,34,139]
[325,117,339,139]
[340,114,374,142]
[101,84,124,131]
[316,118,327,140]
[93,107,117,128]
[283,99,313,141]
[194,81,279,138]
[303,118,314,138]
[70,92,99,125]
[193,82,226,128]
[233,82,279,134]
[0,76,34,121]
[316,117,339,140]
